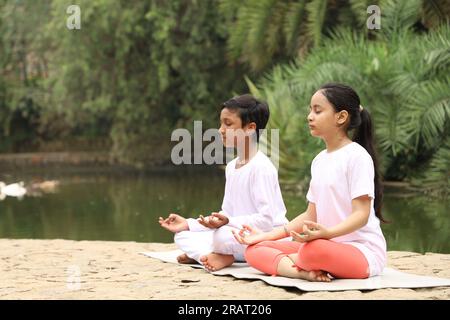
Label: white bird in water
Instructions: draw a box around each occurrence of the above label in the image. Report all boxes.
[0,181,27,200]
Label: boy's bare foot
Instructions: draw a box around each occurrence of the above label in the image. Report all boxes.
[176,253,197,264]
[199,253,234,272]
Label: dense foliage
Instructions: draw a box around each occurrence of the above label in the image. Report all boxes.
[0,0,448,194]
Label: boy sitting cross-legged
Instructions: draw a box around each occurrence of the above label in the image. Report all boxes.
[159,94,288,271]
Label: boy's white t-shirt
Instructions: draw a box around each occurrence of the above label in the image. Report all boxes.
[306,142,387,277]
[188,150,288,232]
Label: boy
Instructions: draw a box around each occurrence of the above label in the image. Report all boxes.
[159,94,288,271]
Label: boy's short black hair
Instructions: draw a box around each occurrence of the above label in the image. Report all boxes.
[221,94,270,142]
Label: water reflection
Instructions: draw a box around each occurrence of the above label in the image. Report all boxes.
[0,168,448,253]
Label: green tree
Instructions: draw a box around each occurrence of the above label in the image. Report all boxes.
[247,2,449,196]
[42,0,246,165]
[0,0,51,151]
[220,0,450,72]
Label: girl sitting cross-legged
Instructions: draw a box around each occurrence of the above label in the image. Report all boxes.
[233,83,388,282]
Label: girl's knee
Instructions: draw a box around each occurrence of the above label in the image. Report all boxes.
[302,239,329,251]
[298,239,330,267]
[244,241,274,262]
[244,244,257,261]
[244,243,264,264]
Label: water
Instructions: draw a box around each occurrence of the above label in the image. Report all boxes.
[0,167,448,253]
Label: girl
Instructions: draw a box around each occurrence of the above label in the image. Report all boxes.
[233,83,387,282]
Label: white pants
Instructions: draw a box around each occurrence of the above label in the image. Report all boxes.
[174,226,246,263]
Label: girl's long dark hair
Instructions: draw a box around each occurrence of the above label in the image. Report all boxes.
[319,83,387,223]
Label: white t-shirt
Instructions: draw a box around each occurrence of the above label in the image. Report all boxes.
[306,142,387,276]
[188,151,288,232]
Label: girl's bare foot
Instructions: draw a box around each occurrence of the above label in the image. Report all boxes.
[299,269,331,282]
[176,253,197,264]
[276,257,331,282]
[199,253,234,272]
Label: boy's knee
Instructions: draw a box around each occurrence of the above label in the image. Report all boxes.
[212,227,234,252]
[212,226,231,242]
[174,230,190,245]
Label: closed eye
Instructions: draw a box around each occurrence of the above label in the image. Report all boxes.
[310,104,322,114]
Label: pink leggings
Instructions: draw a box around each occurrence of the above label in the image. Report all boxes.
[245,239,370,279]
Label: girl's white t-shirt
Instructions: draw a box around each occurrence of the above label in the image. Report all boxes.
[306,142,387,276]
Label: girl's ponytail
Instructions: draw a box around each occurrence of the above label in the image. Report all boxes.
[353,108,387,223]
[319,83,388,223]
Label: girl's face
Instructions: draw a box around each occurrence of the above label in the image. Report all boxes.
[307,90,348,138]
[219,108,256,148]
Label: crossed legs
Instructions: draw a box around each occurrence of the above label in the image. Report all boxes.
[175,226,245,271]
[245,239,370,281]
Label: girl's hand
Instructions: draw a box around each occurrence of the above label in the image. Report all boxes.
[232,224,264,245]
[290,220,330,243]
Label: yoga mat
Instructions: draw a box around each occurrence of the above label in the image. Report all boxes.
[141,249,450,292]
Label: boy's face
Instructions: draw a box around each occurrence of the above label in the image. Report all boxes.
[219,108,256,148]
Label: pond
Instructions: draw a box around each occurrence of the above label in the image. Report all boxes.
[0,167,448,254]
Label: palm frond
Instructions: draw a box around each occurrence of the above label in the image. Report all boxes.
[421,23,450,76]
[224,4,251,61]
[244,8,449,195]
[264,1,288,61]
[283,1,307,55]
[245,0,279,71]
[305,0,328,47]
[408,78,450,149]
[218,0,241,19]
[380,0,421,40]
[422,0,450,29]
[412,139,449,197]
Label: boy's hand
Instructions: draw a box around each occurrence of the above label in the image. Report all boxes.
[290,220,330,243]
[198,212,229,229]
[158,213,189,233]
